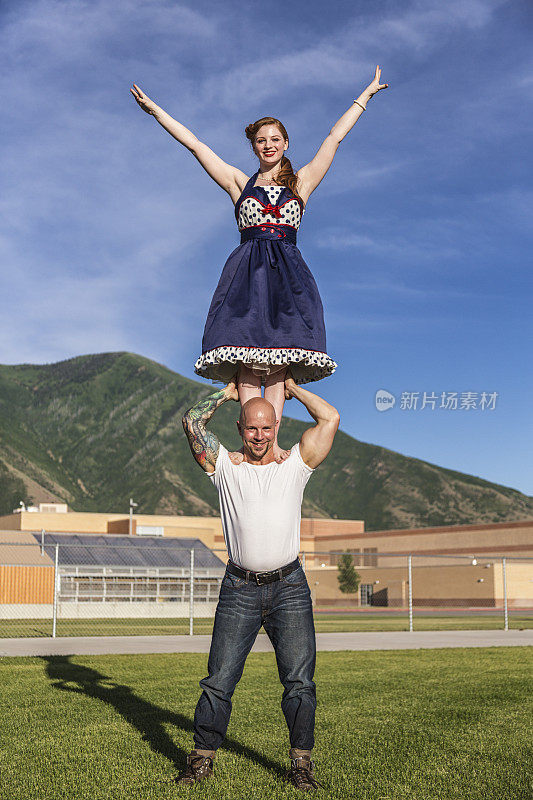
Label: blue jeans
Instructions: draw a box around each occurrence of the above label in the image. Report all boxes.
[193,559,317,751]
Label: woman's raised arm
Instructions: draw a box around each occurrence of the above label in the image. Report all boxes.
[296,65,389,205]
[130,84,248,201]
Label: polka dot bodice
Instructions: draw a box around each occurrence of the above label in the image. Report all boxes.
[237,184,304,233]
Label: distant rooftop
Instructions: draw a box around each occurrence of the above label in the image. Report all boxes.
[30,532,225,569]
[14,502,68,513]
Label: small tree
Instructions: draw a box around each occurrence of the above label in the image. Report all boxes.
[337,551,361,596]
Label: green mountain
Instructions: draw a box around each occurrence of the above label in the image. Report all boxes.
[0,352,531,530]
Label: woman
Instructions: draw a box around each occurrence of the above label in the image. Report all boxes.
[131,66,388,461]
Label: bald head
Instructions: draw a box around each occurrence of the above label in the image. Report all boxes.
[239,397,276,427]
[237,397,277,461]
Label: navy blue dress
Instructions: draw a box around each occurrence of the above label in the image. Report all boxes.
[194,171,337,386]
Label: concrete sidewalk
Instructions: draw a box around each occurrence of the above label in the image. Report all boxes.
[1,629,531,657]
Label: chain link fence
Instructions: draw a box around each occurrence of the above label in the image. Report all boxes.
[1,537,532,638]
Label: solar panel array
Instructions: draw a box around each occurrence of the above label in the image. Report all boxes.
[30,533,225,569]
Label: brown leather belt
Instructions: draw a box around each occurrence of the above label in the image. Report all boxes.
[227,557,300,585]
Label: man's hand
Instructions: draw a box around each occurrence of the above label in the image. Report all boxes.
[224,375,239,402]
[284,371,297,400]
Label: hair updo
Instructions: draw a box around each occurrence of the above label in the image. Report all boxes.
[245,117,302,203]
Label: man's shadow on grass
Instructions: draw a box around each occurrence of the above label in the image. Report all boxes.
[41,655,284,779]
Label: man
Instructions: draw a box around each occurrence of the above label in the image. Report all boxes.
[179,371,339,791]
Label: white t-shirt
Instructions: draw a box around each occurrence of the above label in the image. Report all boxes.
[207,442,314,571]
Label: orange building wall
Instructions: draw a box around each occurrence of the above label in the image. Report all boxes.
[0,511,224,550]
[0,565,54,603]
[310,519,533,562]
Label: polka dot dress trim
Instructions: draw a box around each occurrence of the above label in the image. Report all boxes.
[194,345,337,386]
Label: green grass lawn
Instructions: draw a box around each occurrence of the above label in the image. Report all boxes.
[0,648,531,799]
[1,613,531,638]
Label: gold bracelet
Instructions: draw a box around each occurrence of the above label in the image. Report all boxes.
[353,100,366,111]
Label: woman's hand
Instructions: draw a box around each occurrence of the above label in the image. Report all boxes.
[365,65,389,99]
[130,83,158,115]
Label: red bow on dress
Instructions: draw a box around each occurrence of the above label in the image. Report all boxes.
[261,203,282,219]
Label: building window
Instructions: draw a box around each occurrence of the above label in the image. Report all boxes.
[329,549,360,566]
[58,573,222,603]
[363,548,378,567]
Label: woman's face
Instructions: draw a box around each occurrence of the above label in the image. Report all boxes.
[253,125,288,168]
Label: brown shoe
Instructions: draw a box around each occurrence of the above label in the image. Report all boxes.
[285,751,323,792]
[176,750,215,785]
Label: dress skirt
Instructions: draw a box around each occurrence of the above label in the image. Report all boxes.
[194,231,337,386]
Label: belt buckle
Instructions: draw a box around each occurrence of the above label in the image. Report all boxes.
[255,571,268,585]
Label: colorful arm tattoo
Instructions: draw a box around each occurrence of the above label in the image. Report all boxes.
[182,389,228,471]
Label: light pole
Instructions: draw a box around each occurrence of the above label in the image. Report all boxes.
[129,498,138,536]
[312,581,319,608]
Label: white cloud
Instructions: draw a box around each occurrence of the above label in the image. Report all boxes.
[314,227,462,263]
[338,278,483,300]
[1,0,216,62]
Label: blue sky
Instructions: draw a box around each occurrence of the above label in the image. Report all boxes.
[1,0,532,495]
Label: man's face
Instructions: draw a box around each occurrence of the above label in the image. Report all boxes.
[237,402,277,459]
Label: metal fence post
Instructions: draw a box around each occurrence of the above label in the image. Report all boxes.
[189,548,195,636]
[408,554,413,632]
[52,543,59,638]
[502,557,508,631]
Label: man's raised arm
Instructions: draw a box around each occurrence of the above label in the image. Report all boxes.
[182,379,239,473]
[284,375,340,469]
